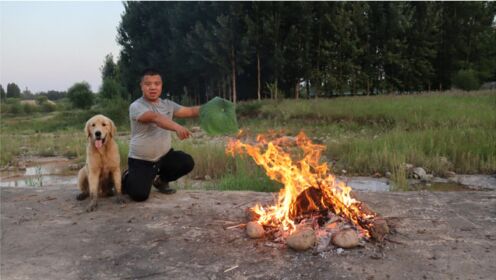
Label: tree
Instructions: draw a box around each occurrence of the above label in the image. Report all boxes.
[99,78,128,100]
[0,84,5,100]
[21,87,34,99]
[6,83,21,98]
[101,53,119,81]
[67,82,94,109]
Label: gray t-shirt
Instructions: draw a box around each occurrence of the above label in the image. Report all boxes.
[128,97,182,162]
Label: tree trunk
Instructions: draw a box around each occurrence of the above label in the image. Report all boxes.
[231,45,237,104]
[295,80,300,99]
[306,81,310,99]
[257,52,261,101]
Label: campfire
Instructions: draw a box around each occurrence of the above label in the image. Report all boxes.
[227,131,388,251]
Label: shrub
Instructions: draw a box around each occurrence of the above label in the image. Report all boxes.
[22,103,37,114]
[452,69,480,91]
[99,78,128,100]
[93,97,129,127]
[67,82,94,109]
[236,101,262,117]
[40,102,57,112]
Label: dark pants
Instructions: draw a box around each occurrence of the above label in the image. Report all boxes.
[123,149,194,202]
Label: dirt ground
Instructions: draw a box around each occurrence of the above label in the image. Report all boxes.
[1,184,495,280]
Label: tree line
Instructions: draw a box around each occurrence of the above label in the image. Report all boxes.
[115,1,496,103]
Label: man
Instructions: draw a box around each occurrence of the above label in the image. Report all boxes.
[122,68,199,202]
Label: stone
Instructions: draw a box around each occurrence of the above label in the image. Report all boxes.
[445,171,456,178]
[314,232,332,253]
[370,218,389,242]
[412,167,428,180]
[286,227,316,251]
[246,221,265,239]
[331,229,359,249]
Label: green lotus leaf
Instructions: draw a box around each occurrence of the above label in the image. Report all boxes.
[200,97,238,136]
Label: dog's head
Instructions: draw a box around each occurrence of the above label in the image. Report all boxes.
[85,114,116,149]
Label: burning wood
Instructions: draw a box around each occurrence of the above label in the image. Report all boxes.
[227,131,388,251]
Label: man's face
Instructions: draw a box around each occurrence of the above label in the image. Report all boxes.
[141,74,163,102]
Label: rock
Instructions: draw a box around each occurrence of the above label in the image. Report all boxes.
[385,171,392,178]
[190,126,202,133]
[16,161,27,170]
[246,221,265,239]
[412,167,427,180]
[445,171,456,178]
[370,218,389,242]
[331,229,359,249]
[69,164,83,171]
[314,232,332,253]
[286,227,316,251]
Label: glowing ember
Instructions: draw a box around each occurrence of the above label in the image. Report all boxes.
[227,131,377,238]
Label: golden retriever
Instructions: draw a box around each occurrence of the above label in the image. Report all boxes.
[76,114,123,212]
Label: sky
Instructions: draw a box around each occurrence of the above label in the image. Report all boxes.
[0,1,125,93]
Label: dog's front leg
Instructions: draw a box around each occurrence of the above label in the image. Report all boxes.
[112,168,126,204]
[86,169,100,212]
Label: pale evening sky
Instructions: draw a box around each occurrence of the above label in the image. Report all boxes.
[0,1,125,93]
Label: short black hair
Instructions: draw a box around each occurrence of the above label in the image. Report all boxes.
[141,68,162,80]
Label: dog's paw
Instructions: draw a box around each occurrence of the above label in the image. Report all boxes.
[113,194,127,205]
[76,192,89,201]
[86,200,98,212]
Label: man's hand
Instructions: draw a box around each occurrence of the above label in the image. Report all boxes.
[175,125,191,140]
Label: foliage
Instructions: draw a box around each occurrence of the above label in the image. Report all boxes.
[99,78,128,100]
[0,84,6,100]
[67,82,94,109]
[199,97,238,136]
[101,53,119,81]
[116,2,496,102]
[93,96,130,127]
[452,69,480,91]
[6,83,21,98]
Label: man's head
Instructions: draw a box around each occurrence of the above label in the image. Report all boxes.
[140,68,163,102]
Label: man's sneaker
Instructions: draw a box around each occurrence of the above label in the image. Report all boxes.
[153,176,176,194]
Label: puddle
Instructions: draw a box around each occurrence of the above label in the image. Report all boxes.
[340,177,391,192]
[0,157,78,188]
[0,176,78,188]
[411,182,471,192]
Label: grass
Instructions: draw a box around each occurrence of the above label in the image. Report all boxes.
[1,90,494,190]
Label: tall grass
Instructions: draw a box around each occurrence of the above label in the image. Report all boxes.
[1,90,494,191]
[0,132,86,165]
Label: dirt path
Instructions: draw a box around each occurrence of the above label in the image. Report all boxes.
[1,185,495,279]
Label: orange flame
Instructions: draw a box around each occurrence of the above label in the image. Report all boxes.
[227,131,375,236]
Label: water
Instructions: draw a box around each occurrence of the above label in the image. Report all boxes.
[411,182,472,192]
[0,158,78,188]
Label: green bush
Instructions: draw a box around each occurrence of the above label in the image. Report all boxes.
[36,95,48,105]
[22,103,37,114]
[40,102,57,112]
[236,100,263,117]
[67,82,94,109]
[8,100,23,115]
[93,97,129,127]
[99,78,128,100]
[452,69,480,91]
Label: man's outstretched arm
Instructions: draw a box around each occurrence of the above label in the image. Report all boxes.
[138,111,191,140]
[174,106,200,118]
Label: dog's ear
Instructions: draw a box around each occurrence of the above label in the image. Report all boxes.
[85,119,92,138]
[109,118,117,138]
